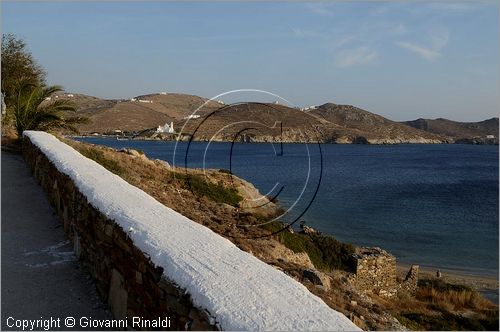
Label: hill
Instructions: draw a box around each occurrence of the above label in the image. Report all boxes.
[61,91,494,144]
[64,92,221,134]
[308,103,443,144]
[402,118,498,143]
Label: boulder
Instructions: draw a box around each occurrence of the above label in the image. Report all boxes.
[118,148,144,158]
[302,269,331,291]
[154,159,171,168]
[300,225,319,235]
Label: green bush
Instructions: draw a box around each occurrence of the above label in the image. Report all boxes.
[176,173,242,207]
[260,221,354,271]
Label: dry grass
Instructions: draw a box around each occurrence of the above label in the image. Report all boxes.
[387,279,499,330]
[416,279,497,312]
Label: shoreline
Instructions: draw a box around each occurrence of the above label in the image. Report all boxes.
[70,135,500,146]
[68,135,500,304]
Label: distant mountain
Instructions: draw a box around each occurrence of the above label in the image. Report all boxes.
[402,118,498,144]
[65,92,221,134]
[308,103,443,144]
[61,91,495,144]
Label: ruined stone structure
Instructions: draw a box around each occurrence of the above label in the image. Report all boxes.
[350,247,419,298]
[351,247,398,298]
[399,264,419,294]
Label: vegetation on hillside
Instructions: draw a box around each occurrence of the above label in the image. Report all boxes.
[76,144,126,176]
[174,172,242,207]
[261,221,355,271]
[391,279,498,331]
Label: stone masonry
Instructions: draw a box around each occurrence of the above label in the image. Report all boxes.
[351,247,398,298]
[23,137,217,330]
[350,247,419,298]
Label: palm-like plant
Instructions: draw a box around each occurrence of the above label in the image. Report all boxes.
[14,83,88,137]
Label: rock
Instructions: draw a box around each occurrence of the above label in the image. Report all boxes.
[154,159,171,168]
[300,225,319,235]
[349,313,366,329]
[350,300,357,306]
[302,269,331,291]
[256,240,314,269]
[118,148,144,158]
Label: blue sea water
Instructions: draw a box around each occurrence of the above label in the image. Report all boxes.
[76,137,499,277]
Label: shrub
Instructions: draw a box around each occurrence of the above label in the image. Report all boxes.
[260,221,354,271]
[176,172,242,207]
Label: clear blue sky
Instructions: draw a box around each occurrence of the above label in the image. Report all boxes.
[2,1,498,121]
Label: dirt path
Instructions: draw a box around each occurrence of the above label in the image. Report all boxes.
[1,151,112,330]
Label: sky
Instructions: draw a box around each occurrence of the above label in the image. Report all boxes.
[2,1,499,121]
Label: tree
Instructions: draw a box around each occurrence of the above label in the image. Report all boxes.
[14,83,88,137]
[1,34,46,122]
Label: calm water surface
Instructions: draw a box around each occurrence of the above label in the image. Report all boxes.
[77,138,499,277]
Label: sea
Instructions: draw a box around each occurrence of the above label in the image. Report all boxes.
[76,137,499,278]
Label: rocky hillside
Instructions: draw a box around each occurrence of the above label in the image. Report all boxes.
[61,91,495,144]
[172,101,444,144]
[63,92,221,134]
[308,103,443,144]
[402,118,499,143]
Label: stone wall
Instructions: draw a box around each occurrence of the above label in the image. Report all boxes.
[350,247,419,298]
[22,132,359,331]
[23,137,216,330]
[399,265,419,294]
[351,247,398,298]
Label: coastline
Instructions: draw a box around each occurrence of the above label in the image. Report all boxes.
[69,135,500,145]
[69,135,500,305]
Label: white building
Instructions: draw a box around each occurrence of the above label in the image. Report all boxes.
[138,99,153,103]
[160,92,167,95]
[486,135,495,139]
[184,114,201,120]
[301,105,317,111]
[66,94,74,97]
[130,98,137,102]
[157,122,175,134]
